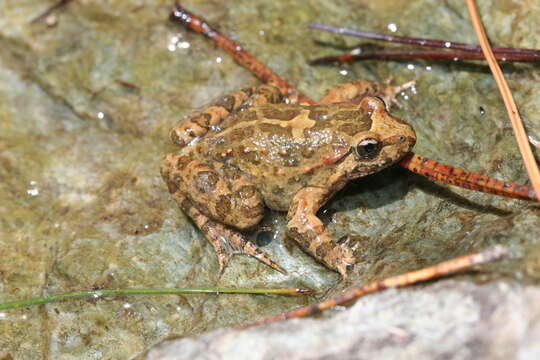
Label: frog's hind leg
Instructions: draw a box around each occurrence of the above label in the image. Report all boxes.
[169,85,283,149]
[161,154,286,274]
[319,79,415,108]
[173,192,285,274]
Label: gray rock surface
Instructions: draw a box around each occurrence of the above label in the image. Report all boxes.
[0,0,539,359]
[146,280,540,360]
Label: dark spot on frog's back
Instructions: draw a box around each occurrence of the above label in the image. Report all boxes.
[335,110,371,128]
[236,109,258,122]
[238,185,257,199]
[194,171,219,193]
[261,106,299,121]
[175,156,192,170]
[232,126,255,140]
[338,122,363,136]
[216,195,231,213]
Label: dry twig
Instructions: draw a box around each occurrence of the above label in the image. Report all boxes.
[466,0,540,200]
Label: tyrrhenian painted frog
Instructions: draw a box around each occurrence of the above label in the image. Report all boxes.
[160,80,416,277]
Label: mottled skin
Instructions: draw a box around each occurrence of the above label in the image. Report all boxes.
[161,80,416,277]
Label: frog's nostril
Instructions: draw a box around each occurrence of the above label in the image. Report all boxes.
[399,136,406,142]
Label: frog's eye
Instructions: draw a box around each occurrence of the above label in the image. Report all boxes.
[353,138,381,160]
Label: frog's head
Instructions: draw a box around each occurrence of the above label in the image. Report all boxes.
[346,96,416,178]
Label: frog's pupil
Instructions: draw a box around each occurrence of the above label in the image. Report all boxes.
[364,143,376,153]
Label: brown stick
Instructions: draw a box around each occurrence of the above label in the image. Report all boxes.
[308,23,540,56]
[242,245,507,327]
[400,152,537,200]
[170,3,315,105]
[311,49,540,65]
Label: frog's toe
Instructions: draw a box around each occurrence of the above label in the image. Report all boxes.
[216,252,233,275]
[242,242,287,274]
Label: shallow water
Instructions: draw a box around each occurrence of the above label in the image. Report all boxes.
[1,0,539,358]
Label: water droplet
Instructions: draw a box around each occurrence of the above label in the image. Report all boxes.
[216,56,222,63]
[123,303,131,309]
[177,41,190,49]
[444,41,452,48]
[479,106,486,115]
[407,64,415,70]
[0,313,6,319]
[426,66,432,71]
[97,112,105,120]
[27,188,39,196]
[387,23,397,32]
[339,69,348,76]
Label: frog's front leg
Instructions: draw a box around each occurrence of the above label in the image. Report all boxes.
[161,154,286,274]
[287,186,356,277]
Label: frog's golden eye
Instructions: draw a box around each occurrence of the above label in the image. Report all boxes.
[353,138,381,160]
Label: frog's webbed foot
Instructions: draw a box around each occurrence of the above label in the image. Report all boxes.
[169,85,283,148]
[201,211,286,275]
[287,187,356,278]
[161,154,286,274]
[319,79,415,109]
[169,192,286,274]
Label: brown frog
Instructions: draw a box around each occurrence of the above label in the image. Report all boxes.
[160,80,416,277]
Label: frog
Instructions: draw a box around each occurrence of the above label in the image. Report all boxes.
[160,79,416,277]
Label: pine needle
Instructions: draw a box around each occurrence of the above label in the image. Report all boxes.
[0,287,314,311]
[466,0,540,201]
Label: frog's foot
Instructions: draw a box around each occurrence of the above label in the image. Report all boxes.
[169,85,283,148]
[172,192,286,274]
[287,187,356,278]
[319,79,415,109]
[161,154,286,274]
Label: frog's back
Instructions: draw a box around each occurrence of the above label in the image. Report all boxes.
[198,103,372,210]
